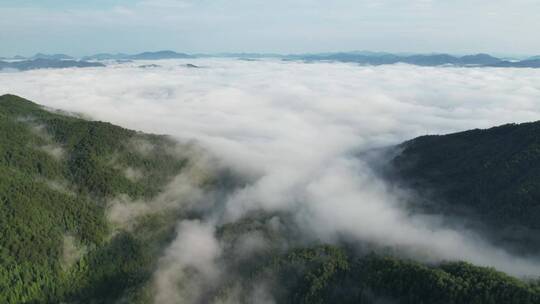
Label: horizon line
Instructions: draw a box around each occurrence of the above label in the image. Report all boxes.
[2,50,539,59]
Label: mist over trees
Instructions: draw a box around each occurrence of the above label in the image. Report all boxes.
[1,94,539,303]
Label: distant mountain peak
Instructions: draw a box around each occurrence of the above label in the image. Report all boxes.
[31,53,74,60]
[129,50,193,60]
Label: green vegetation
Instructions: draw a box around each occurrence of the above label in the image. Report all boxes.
[214,215,540,304]
[390,122,540,251]
[0,94,186,303]
[268,246,540,304]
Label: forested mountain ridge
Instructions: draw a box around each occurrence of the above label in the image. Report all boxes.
[0,94,188,303]
[0,94,539,303]
[389,122,540,252]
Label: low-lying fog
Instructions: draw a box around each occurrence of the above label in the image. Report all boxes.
[2,59,540,280]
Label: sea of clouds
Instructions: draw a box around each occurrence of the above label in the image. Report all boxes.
[2,59,540,302]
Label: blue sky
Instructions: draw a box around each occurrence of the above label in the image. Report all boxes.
[1,0,539,57]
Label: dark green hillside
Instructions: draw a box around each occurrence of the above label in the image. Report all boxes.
[390,122,540,251]
[266,246,540,304]
[213,215,540,304]
[0,94,186,303]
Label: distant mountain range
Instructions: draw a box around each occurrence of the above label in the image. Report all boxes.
[2,53,74,61]
[31,53,74,60]
[3,51,540,69]
[82,50,193,61]
[288,52,540,67]
[81,53,130,60]
[488,59,540,68]
[0,58,104,71]
[66,51,540,68]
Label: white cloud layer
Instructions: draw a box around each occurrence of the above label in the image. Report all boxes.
[2,60,540,286]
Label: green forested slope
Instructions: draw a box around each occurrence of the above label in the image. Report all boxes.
[0,94,186,303]
[390,122,540,252]
[215,217,540,304]
[268,246,540,304]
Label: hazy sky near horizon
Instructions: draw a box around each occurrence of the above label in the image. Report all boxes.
[1,0,540,57]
